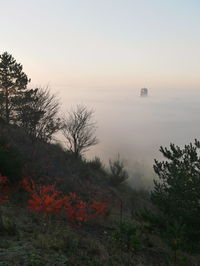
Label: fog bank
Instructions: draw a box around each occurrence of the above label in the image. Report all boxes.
[56,87,200,187]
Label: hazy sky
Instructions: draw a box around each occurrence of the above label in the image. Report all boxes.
[0,0,200,90]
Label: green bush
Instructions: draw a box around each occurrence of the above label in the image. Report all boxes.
[0,137,22,184]
[112,220,143,252]
[0,215,17,236]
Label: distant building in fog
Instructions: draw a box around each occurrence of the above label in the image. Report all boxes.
[140,88,148,97]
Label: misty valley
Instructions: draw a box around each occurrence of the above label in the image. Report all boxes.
[0,52,200,266]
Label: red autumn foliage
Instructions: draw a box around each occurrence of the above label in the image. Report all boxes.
[21,177,109,223]
[21,178,67,217]
[20,176,36,193]
[64,193,88,222]
[64,192,108,222]
[89,200,108,217]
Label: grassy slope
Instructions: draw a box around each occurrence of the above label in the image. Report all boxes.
[0,125,199,266]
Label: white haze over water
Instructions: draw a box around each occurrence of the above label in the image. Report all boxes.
[56,87,200,187]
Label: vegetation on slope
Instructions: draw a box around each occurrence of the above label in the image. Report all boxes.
[0,52,200,265]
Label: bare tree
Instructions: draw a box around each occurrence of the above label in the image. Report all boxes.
[62,105,99,157]
[17,87,61,142]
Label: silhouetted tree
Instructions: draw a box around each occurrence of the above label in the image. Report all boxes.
[0,52,30,124]
[151,140,200,252]
[16,87,61,142]
[109,154,128,186]
[0,137,22,184]
[62,105,98,157]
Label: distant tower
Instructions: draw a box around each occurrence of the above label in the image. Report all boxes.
[140,88,148,97]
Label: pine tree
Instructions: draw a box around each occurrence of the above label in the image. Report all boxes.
[0,52,30,124]
[151,140,200,252]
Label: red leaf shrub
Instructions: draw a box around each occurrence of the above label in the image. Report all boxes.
[64,192,108,222]
[21,178,67,217]
[21,177,109,223]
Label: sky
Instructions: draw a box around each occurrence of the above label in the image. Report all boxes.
[0,0,200,90]
[1,0,200,186]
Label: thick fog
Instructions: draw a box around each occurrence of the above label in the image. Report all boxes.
[57,87,200,188]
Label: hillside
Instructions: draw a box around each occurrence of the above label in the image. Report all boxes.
[0,124,199,265]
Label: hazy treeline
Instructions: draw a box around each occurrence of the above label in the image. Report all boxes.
[0,52,99,158]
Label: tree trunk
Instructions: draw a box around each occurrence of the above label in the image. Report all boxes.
[5,88,9,124]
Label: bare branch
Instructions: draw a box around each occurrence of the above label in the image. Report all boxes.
[62,105,99,157]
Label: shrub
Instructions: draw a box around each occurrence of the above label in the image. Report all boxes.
[0,215,17,236]
[0,138,22,184]
[87,157,104,171]
[112,220,143,252]
[21,177,109,224]
[109,155,128,187]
